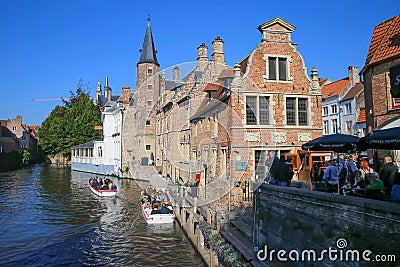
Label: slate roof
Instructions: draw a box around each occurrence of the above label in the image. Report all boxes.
[364,15,400,68]
[341,82,364,101]
[138,19,159,65]
[71,141,94,149]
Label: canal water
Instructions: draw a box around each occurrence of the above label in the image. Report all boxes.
[0,164,205,267]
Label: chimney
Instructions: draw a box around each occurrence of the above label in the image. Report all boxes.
[122,86,130,107]
[348,66,359,87]
[197,43,208,71]
[211,36,225,65]
[172,66,180,81]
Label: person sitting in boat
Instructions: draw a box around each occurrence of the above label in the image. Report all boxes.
[140,191,150,204]
[110,183,117,190]
[156,189,165,202]
[160,202,174,214]
[151,203,161,214]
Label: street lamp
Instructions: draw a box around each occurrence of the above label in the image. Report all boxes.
[203,162,208,199]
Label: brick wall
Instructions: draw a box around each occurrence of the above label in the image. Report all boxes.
[255,184,400,262]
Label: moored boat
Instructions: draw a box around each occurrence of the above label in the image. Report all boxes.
[88,178,117,197]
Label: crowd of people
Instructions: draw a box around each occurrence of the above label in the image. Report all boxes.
[320,154,399,201]
[140,184,174,214]
[263,150,400,202]
[90,177,117,190]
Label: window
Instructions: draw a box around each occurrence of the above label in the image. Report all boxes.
[255,150,266,181]
[286,97,308,126]
[147,84,153,91]
[98,146,103,157]
[331,104,337,114]
[12,126,17,131]
[345,103,351,115]
[331,119,338,134]
[323,120,329,135]
[146,120,151,126]
[146,144,151,150]
[147,100,152,107]
[246,95,270,125]
[345,121,352,134]
[323,107,328,116]
[148,67,153,75]
[266,56,288,81]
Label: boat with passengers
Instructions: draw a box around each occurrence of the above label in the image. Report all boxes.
[140,185,175,224]
[88,177,117,197]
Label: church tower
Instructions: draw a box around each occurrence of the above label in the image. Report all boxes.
[136,18,160,110]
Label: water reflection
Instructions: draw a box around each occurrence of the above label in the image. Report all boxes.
[0,165,205,267]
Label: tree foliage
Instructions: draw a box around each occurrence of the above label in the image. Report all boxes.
[38,80,102,158]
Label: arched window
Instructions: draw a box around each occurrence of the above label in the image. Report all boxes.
[148,67,153,75]
[98,146,103,157]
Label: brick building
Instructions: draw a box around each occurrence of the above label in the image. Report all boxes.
[121,17,322,216]
[361,15,400,131]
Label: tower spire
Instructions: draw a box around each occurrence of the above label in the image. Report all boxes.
[138,18,159,66]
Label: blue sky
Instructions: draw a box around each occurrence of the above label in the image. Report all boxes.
[1,0,399,126]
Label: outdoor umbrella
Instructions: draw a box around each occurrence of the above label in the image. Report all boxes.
[357,126,400,150]
[302,133,360,153]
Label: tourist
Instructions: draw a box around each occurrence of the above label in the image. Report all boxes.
[379,155,399,199]
[323,159,339,192]
[346,154,358,186]
[272,155,293,187]
[390,172,400,202]
[355,159,375,188]
[366,172,384,191]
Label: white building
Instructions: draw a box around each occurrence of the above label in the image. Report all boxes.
[71,79,127,176]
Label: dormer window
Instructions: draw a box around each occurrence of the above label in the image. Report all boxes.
[264,55,290,81]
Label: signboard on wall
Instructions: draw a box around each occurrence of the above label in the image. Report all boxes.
[390,65,400,98]
[236,162,248,171]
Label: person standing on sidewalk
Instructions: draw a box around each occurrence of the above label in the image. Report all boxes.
[272,155,293,187]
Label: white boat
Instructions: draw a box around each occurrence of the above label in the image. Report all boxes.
[88,179,117,197]
[140,204,175,224]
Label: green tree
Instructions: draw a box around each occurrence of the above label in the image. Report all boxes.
[38,80,102,158]
[22,150,30,165]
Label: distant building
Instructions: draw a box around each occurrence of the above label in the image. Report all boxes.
[0,115,38,161]
[321,66,365,136]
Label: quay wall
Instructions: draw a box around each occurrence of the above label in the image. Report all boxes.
[255,184,400,261]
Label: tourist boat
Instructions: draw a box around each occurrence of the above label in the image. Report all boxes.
[140,203,175,224]
[88,178,117,197]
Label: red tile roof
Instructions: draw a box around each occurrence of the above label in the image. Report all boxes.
[364,15,400,67]
[204,80,224,91]
[358,105,366,123]
[321,78,349,99]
